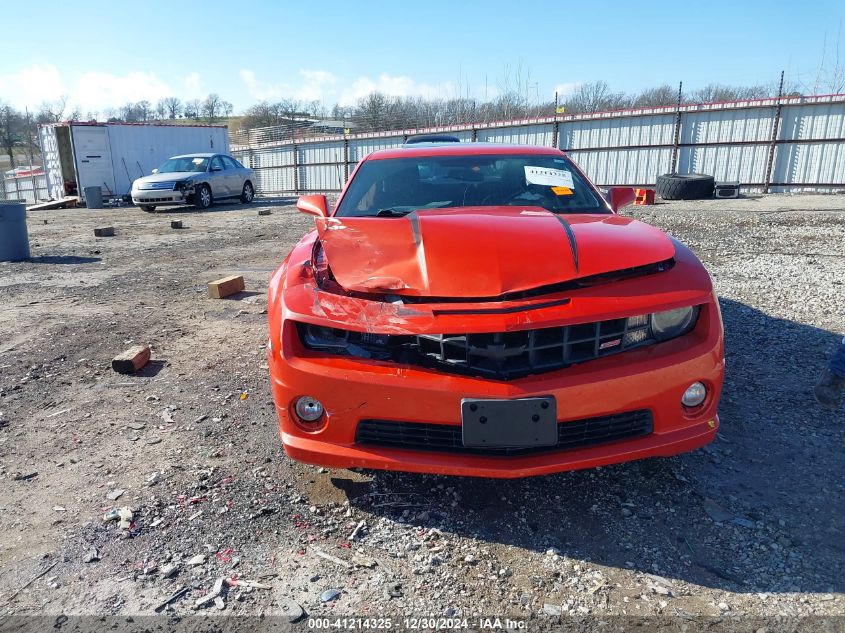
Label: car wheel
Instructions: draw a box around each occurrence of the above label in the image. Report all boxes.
[140,205,156,212]
[194,184,213,210]
[655,173,715,200]
[240,181,255,204]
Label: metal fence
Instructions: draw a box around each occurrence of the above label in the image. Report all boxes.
[231,93,845,195]
[1,172,49,204]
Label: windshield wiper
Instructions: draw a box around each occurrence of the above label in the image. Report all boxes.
[375,208,411,217]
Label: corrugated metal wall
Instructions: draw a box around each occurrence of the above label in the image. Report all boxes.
[104,124,229,195]
[231,95,845,194]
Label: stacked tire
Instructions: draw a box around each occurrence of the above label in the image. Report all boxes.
[655,173,715,200]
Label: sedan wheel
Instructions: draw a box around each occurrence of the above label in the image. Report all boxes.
[240,181,254,204]
[194,184,213,210]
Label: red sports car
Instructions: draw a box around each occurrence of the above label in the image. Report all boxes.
[267,141,724,478]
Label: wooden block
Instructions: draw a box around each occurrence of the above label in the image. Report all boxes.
[208,275,245,299]
[112,345,151,374]
[257,209,271,216]
[171,220,183,229]
[94,227,115,237]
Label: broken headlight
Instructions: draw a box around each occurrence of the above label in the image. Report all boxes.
[650,306,699,342]
[298,323,392,360]
[311,239,334,288]
[174,180,192,192]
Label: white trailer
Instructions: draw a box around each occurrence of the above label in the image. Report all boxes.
[37,122,229,202]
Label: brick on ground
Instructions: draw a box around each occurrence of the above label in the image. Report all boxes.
[94,227,114,237]
[112,345,151,374]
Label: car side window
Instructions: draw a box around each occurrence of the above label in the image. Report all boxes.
[221,156,239,170]
[210,156,224,171]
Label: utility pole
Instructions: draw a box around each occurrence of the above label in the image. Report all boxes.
[25,108,39,201]
[764,70,785,194]
[669,81,683,174]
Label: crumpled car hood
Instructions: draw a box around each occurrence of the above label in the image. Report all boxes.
[316,207,675,298]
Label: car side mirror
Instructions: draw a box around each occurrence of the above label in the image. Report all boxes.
[151,168,158,174]
[607,186,636,212]
[297,194,328,218]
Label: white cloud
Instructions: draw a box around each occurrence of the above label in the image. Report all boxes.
[74,71,172,112]
[338,74,453,106]
[295,70,337,102]
[0,64,66,111]
[240,68,339,103]
[0,64,206,116]
[552,82,582,99]
[239,69,455,107]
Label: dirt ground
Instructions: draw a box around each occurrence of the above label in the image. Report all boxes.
[0,194,843,628]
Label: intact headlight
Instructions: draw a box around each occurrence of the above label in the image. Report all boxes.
[650,306,699,341]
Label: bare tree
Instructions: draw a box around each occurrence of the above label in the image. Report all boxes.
[160,97,183,119]
[0,103,25,168]
[687,83,771,104]
[355,92,391,131]
[632,85,678,108]
[202,94,223,121]
[564,82,631,113]
[154,100,168,120]
[183,99,202,119]
[136,100,152,122]
[36,95,79,124]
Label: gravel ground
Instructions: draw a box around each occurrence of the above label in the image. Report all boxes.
[0,194,843,628]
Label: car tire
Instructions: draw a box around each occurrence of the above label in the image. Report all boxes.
[194,184,213,210]
[139,205,156,212]
[240,181,255,204]
[655,173,715,200]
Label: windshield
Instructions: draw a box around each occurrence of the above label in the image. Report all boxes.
[335,154,606,217]
[157,156,209,173]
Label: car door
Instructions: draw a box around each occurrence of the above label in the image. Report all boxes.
[221,155,243,196]
[208,155,228,197]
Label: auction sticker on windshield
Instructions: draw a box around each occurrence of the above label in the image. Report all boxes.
[524,166,575,188]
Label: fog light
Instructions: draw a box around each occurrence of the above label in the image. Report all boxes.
[682,382,707,407]
[295,396,324,422]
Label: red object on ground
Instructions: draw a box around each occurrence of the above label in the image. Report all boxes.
[634,188,656,205]
[266,143,724,478]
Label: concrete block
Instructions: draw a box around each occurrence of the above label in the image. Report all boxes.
[171,220,183,229]
[112,345,151,374]
[208,275,245,299]
[257,209,271,216]
[94,227,115,237]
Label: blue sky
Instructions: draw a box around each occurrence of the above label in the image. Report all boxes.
[1,0,842,115]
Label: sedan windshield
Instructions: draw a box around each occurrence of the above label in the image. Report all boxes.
[157,156,209,173]
[335,154,606,217]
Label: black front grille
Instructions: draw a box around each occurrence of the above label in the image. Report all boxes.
[355,410,653,456]
[413,316,652,380]
[298,316,653,381]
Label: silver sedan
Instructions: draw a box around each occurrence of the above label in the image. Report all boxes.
[131,153,255,212]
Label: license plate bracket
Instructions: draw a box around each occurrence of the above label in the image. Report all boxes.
[461,397,557,449]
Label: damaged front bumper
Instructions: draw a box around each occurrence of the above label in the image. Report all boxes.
[267,249,724,477]
[131,182,195,206]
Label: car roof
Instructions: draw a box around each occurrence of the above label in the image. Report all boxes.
[366,143,564,161]
[170,152,217,159]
